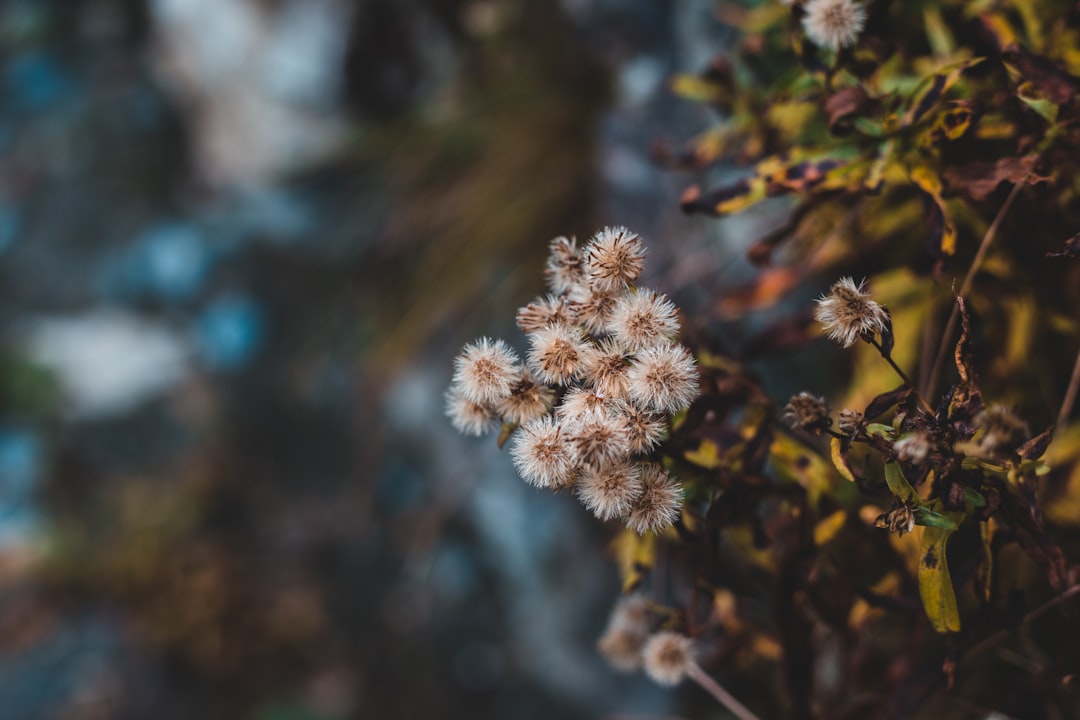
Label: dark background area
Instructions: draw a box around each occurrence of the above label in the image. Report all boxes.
[0,1,743,718]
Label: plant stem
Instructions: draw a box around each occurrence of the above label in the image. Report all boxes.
[1056,343,1080,437]
[925,179,1026,398]
[687,663,761,720]
[868,338,935,414]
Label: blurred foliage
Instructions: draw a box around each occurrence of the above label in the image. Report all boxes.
[600,1,1080,718]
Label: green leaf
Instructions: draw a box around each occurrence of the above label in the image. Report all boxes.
[918,516,964,633]
[914,505,960,530]
[884,462,918,500]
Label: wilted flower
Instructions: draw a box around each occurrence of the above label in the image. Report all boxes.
[973,404,1029,457]
[497,373,555,425]
[814,277,889,348]
[627,344,699,414]
[875,497,918,537]
[609,289,681,352]
[802,0,866,51]
[836,408,865,436]
[626,463,683,534]
[510,416,577,489]
[585,226,647,293]
[641,631,696,687]
[545,235,586,295]
[578,459,644,520]
[445,389,499,436]
[783,392,831,432]
[527,323,595,385]
[516,294,577,334]
[894,431,932,464]
[452,337,522,405]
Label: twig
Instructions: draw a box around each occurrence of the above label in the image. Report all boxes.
[1056,343,1080,437]
[686,663,761,720]
[925,179,1027,398]
[868,338,935,414]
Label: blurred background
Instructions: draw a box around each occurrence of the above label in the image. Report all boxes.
[0,1,750,718]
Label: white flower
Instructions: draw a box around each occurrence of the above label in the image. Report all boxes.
[802,0,866,51]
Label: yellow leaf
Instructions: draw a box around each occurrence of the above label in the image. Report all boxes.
[918,516,965,633]
[609,529,656,593]
[684,438,721,469]
[814,510,847,546]
[830,437,856,483]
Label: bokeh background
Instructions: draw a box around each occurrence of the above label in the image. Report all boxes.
[0,1,756,718]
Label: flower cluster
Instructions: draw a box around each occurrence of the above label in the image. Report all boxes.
[447,227,698,533]
[596,595,696,686]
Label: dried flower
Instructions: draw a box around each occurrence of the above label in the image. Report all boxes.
[641,631,695,687]
[510,416,577,489]
[609,289,681,352]
[814,277,889,348]
[445,388,499,436]
[626,463,683,534]
[577,459,644,520]
[596,594,653,671]
[516,294,577,334]
[894,431,931,464]
[452,337,522,405]
[585,226,647,293]
[568,410,632,468]
[527,323,595,385]
[627,344,699,414]
[973,404,1029,457]
[545,235,586,295]
[782,392,831,432]
[567,285,620,336]
[837,408,865,436]
[874,497,918,537]
[583,339,632,399]
[618,402,667,454]
[802,0,866,51]
[556,386,615,422]
[497,373,555,425]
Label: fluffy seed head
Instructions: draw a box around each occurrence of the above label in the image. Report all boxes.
[894,432,932,464]
[814,277,889,348]
[516,294,578,334]
[545,235,586,295]
[445,389,499,436]
[617,402,667,455]
[527,323,595,385]
[783,392,831,432]
[802,0,866,51]
[598,625,647,672]
[609,289,681,352]
[567,285,620,335]
[626,464,683,534]
[585,226,647,293]
[510,416,578,489]
[577,459,644,520]
[627,344,699,414]
[973,405,1029,457]
[641,632,695,687]
[556,386,616,422]
[583,339,632,399]
[452,337,522,405]
[497,373,555,425]
[568,410,631,468]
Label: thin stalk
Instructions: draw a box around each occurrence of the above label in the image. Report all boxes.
[868,338,935,414]
[1056,343,1080,437]
[686,663,761,720]
[925,179,1026,398]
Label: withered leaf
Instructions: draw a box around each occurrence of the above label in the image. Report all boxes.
[943,155,1051,201]
[1002,45,1080,106]
[863,384,912,420]
[825,86,870,131]
[1017,426,1054,460]
[1046,231,1080,258]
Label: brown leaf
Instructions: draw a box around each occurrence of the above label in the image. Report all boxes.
[1047,231,1080,258]
[1002,45,1080,106]
[943,155,1051,201]
[825,86,870,131]
[863,384,912,420]
[1017,426,1054,460]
